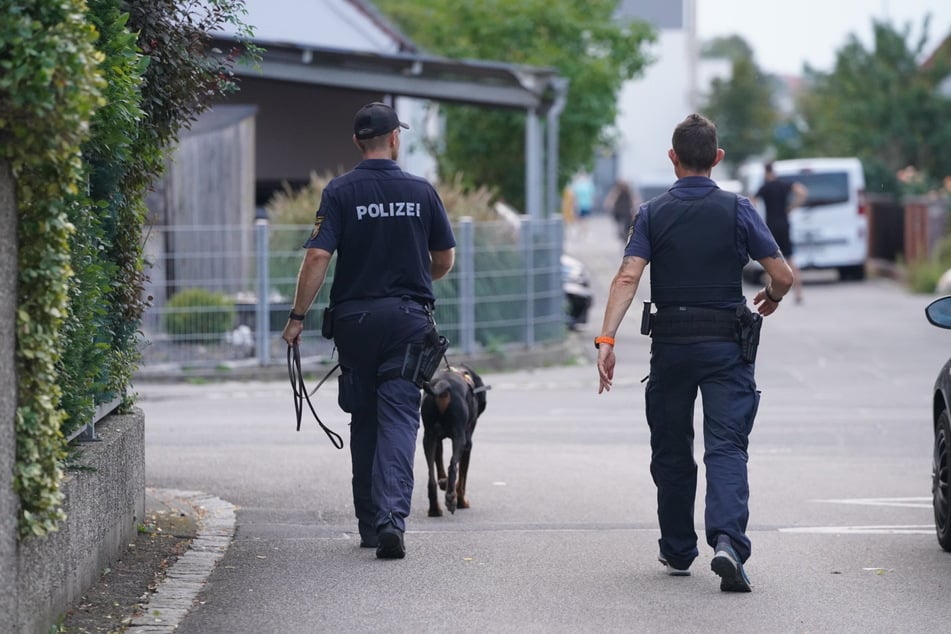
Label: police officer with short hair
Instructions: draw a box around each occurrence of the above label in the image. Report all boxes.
[596,114,793,591]
[282,102,456,559]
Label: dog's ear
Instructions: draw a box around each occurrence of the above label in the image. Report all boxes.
[422,381,436,397]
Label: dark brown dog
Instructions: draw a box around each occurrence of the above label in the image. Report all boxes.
[420,365,487,516]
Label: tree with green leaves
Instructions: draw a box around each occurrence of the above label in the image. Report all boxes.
[794,18,951,194]
[700,35,777,175]
[373,0,655,211]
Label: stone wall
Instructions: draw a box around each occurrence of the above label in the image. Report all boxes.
[1,159,19,628]
[16,411,145,634]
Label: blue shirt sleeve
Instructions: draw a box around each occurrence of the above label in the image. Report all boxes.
[304,188,340,252]
[428,188,456,250]
[623,201,652,260]
[737,195,778,260]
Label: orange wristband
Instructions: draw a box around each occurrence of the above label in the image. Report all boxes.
[594,336,615,349]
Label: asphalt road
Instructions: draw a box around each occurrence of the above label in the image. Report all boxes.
[139,215,951,633]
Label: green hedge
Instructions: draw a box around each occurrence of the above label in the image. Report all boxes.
[0,0,105,537]
[0,0,257,538]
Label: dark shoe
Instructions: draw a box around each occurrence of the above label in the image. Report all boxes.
[375,525,405,559]
[359,540,376,548]
[711,540,752,592]
[657,554,691,576]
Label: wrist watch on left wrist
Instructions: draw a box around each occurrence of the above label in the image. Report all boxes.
[288,311,306,321]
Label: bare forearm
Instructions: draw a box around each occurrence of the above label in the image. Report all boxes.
[291,249,332,314]
[430,249,454,281]
[599,256,645,337]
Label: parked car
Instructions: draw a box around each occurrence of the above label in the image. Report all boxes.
[741,158,868,284]
[924,295,951,551]
[562,254,592,330]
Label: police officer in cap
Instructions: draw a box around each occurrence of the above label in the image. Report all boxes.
[282,101,456,559]
[595,113,793,590]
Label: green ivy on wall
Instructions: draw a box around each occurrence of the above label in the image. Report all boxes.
[0,0,106,537]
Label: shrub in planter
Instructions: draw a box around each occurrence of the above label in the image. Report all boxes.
[163,288,235,343]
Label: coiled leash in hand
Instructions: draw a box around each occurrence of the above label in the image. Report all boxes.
[287,343,344,449]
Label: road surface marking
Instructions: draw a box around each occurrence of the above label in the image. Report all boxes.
[813,497,931,509]
[779,524,933,535]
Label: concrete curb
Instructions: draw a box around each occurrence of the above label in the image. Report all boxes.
[125,489,237,634]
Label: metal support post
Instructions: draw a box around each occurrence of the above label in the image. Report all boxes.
[458,218,476,355]
[521,217,534,348]
[255,210,270,366]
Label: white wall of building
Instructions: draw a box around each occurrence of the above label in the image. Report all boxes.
[611,0,706,194]
[615,30,695,184]
[611,0,735,191]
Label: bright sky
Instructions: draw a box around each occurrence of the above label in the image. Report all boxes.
[696,0,951,76]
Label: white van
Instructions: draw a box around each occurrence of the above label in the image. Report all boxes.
[742,158,868,281]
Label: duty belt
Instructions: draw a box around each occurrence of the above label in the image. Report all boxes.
[650,306,737,341]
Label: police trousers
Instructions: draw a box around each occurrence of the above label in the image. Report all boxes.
[645,340,760,570]
[332,296,433,541]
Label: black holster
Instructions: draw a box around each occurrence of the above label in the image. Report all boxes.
[400,327,449,388]
[735,305,762,364]
[640,301,653,336]
[320,306,335,339]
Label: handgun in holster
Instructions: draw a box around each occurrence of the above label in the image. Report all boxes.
[400,327,450,388]
[735,305,762,364]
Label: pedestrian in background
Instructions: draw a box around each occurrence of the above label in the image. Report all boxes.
[603,179,638,242]
[561,183,576,230]
[754,162,807,303]
[595,113,793,591]
[282,102,456,560]
[570,171,595,239]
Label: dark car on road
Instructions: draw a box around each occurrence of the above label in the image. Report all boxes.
[925,296,951,551]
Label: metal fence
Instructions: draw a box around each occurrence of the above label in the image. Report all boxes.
[139,217,566,368]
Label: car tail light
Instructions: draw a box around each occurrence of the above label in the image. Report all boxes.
[857,188,868,215]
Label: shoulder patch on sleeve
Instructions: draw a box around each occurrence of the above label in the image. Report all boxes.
[309,215,324,241]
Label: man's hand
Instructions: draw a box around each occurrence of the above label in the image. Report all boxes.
[597,346,615,393]
[282,319,304,346]
[752,289,780,316]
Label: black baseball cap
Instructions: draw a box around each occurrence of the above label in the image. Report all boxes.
[353,102,409,140]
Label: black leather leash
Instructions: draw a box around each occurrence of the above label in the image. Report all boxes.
[287,343,344,449]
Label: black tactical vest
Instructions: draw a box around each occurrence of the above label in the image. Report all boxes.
[648,189,743,306]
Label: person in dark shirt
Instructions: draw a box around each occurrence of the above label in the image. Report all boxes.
[282,102,456,559]
[754,162,807,303]
[596,114,793,592]
[604,179,639,242]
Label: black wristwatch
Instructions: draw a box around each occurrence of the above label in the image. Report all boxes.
[288,311,306,321]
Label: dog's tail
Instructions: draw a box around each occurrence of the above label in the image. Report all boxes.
[424,377,452,398]
[424,377,453,415]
